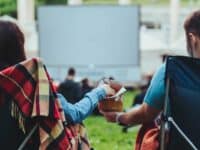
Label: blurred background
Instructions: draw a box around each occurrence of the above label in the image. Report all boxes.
[0,0,200,149]
[1,0,199,84]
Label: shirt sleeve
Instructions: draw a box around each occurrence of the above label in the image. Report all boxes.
[57,87,106,124]
[144,63,166,110]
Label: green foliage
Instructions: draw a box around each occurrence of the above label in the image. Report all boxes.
[0,0,200,17]
[0,0,17,17]
[84,0,169,5]
[0,0,67,17]
[84,0,200,6]
[37,0,67,5]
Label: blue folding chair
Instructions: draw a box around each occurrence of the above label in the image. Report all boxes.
[160,56,200,150]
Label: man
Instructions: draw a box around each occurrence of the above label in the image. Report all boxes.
[58,67,82,104]
[100,10,200,125]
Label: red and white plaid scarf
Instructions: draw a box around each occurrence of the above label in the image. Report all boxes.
[0,58,74,149]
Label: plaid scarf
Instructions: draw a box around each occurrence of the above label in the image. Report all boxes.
[0,58,74,149]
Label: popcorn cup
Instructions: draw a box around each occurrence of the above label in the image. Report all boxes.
[98,79,126,112]
[99,97,123,112]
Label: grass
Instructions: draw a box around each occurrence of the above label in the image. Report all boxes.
[83,90,141,150]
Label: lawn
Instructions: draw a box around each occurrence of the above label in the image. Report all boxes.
[83,91,141,150]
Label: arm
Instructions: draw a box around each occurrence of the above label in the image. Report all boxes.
[58,87,105,124]
[101,63,166,125]
[102,103,161,125]
[121,103,160,125]
[58,84,115,124]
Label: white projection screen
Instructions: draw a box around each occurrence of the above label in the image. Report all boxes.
[38,6,140,83]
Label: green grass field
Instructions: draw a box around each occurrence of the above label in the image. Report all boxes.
[83,91,141,150]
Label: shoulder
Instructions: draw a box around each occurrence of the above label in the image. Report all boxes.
[144,63,166,110]
[151,63,166,84]
[155,63,166,77]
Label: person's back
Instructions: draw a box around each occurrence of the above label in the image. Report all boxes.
[81,78,93,98]
[58,67,82,104]
[58,79,82,104]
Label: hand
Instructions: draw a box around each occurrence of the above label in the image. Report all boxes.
[102,79,122,92]
[100,111,118,123]
[100,84,115,96]
[109,80,122,92]
[100,111,126,125]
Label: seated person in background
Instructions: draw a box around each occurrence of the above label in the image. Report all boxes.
[81,78,93,98]
[108,76,115,80]
[58,67,82,104]
[0,20,116,149]
[132,75,152,107]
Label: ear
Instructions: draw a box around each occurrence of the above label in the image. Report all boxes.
[188,33,197,44]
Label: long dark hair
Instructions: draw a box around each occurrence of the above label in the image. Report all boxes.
[0,21,26,69]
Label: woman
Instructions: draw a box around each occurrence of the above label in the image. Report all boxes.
[0,20,115,149]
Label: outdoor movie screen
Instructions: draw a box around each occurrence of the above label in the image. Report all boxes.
[38,6,140,82]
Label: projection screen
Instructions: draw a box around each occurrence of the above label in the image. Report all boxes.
[38,6,140,83]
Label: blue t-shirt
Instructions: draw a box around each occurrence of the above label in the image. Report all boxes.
[144,63,166,110]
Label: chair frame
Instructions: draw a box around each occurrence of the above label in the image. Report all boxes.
[17,124,39,150]
[160,77,198,150]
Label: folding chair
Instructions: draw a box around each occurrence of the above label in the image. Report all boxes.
[17,123,39,150]
[160,56,200,150]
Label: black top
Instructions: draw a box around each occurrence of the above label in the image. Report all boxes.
[0,95,24,149]
[132,91,145,106]
[81,84,93,98]
[0,63,23,149]
[0,63,41,149]
[58,79,82,104]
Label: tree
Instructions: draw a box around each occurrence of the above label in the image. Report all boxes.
[0,0,17,17]
[38,0,67,4]
[0,0,68,17]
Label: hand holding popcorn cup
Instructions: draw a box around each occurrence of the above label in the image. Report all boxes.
[98,79,126,112]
